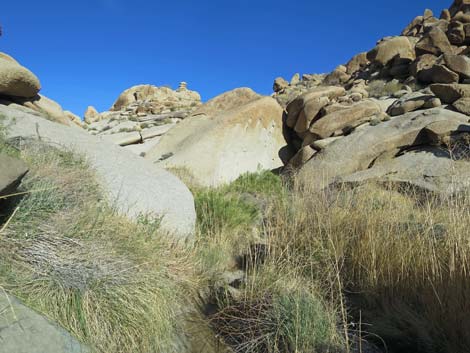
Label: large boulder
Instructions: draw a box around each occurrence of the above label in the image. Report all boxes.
[0,54,41,98]
[0,154,28,197]
[298,108,470,191]
[415,27,453,56]
[192,87,261,116]
[309,100,382,139]
[430,83,470,103]
[367,36,416,66]
[338,147,470,196]
[0,293,88,353]
[285,86,346,129]
[145,95,287,186]
[0,105,196,239]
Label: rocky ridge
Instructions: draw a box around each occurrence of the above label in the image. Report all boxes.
[82,82,202,156]
[275,0,470,195]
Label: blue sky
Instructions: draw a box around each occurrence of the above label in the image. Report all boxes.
[1,0,446,116]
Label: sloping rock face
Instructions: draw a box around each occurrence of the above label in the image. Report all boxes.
[0,105,196,239]
[277,0,470,195]
[145,90,288,186]
[0,154,28,197]
[83,82,202,156]
[297,108,470,195]
[0,293,88,353]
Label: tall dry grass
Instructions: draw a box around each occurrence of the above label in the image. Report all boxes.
[262,176,470,353]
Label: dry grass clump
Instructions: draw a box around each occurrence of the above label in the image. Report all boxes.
[263,177,470,353]
[0,140,206,353]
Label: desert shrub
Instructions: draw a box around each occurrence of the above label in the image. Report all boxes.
[366,79,404,98]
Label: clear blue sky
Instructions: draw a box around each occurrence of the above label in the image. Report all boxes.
[1,0,446,117]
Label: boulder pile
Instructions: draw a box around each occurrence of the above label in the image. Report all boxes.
[83,82,202,156]
[276,0,470,196]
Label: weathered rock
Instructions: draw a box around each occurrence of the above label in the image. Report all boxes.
[346,52,369,74]
[419,64,459,83]
[1,105,196,238]
[287,145,316,169]
[0,293,88,353]
[430,83,470,103]
[298,108,470,190]
[84,106,100,124]
[64,111,83,127]
[309,100,381,138]
[415,27,453,56]
[110,84,201,115]
[312,136,342,150]
[443,53,470,79]
[0,54,41,98]
[19,95,72,126]
[285,86,346,128]
[140,124,175,140]
[294,96,330,134]
[324,67,351,85]
[0,154,28,197]
[192,87,260,117]
[338,147,470,196]
[387,92,438,116]
[452,97,470,114]
[367,37,416,66]
[145,96,287,187]
[410,54,438,79]
[290,73,300,85]
[102,131,142,146]
[447,20,466,45]
[273,77,289,92]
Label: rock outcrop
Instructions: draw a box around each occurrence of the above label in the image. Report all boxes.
[276,0,470,196]
[83,83,202,156]
[145,89,288,186]
[0,104,196,239]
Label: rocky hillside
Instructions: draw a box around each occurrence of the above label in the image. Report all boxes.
[81,83,202,155]
[274,0,470,195]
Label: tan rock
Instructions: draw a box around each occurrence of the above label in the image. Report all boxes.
[0,55,41,98]
[294,96,330,134]
[23,95,70,125]
[273,77,289,92]
[287,145,316,169]
[285,86,346,129]
[290,73,300,85]
[443,53,470,78]
[452,97,470,115]
[367,36,415,66]
[145,96,287,186]
[310,100,381,138]
[193,87,261,117]
[415,27,453,56]
[298,108,470,190]
[430,83,470,103]
[346,52,369,74]
[84,106,100,124]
